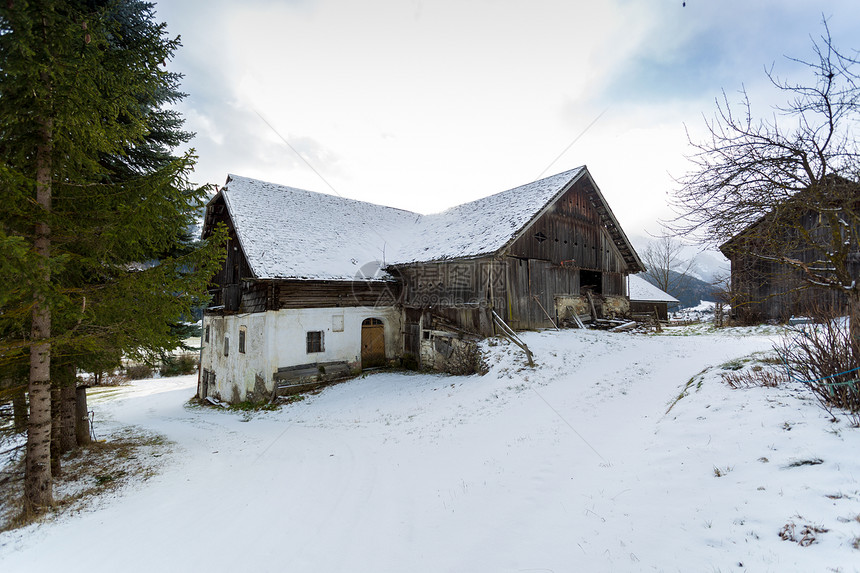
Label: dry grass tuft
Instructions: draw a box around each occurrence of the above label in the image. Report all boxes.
[721,368,788,389]
[779,517,829,547]
[713,465,733,477]
[0,427,172,532]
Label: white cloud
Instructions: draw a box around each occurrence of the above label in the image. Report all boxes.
[155,0,860,239]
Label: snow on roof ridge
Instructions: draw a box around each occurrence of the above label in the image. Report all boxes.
[426,166,585,216]
[224,173,419,217]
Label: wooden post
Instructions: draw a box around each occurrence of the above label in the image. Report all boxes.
[586,291,599,322]
[653,306,663,333]
[532,295,560,331]
[491,311,534,367]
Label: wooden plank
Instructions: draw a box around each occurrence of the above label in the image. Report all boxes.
[586,290,599,321]
[276,360,349,374]
[275,360,351,386]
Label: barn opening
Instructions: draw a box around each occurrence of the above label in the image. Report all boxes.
[580,269,602,294]
[361,318,386,368]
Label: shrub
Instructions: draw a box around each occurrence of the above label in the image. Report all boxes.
[721,368,787,389]
[125,365,153,380]
[159,354,198,377]
[442,340,488,376]
[777,305,859,423]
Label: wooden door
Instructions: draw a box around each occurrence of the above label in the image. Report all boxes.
[529,259,554,328]
[361,318,386,368]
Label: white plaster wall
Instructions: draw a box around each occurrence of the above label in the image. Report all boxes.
[202,306,403,403]
[201,313,269,402]
[266,306,403,374]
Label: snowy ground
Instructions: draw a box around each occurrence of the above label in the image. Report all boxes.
[2,327,859,572]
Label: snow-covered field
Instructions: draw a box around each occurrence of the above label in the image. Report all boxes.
[2,327,859,572]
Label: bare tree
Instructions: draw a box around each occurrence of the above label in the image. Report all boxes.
[672,21,860,359]
[641,233,696,297]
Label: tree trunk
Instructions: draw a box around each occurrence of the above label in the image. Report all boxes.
[24,112,53,512]
[55,363,78,453]
[12,387,28,433]
[60,376,77,452]
[50,385,61,476]
[75,386,91,446]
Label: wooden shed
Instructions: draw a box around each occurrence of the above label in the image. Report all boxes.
[628,274,680,321]
[719,191,860,323]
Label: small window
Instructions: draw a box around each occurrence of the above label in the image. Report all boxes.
[224,336,229,357]
[332,315,344,332]
[204,325,210,343]
[535,231,548,243]
[238,327,246,354]
[306,331,324,353]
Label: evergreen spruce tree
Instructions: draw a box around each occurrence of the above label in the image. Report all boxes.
[0,0,225,513]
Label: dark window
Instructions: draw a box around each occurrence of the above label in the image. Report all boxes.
[535,231,548,243]
[306,331,324,353]
[224,336,229,356]
[239,328,246,354]
[204,325,210,343]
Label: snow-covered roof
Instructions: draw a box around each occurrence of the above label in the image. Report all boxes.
[209,167,639,281]
[628,274,679,303]
[218,175,417,281]
[393,168,586,264]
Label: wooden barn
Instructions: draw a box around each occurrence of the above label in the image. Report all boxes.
[627,274,679,321]
[199,167,644,403]
[719,193,860,323]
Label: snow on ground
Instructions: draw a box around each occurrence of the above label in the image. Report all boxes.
[2,327,859,572]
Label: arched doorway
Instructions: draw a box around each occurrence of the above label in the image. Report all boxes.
[361,318,386,368]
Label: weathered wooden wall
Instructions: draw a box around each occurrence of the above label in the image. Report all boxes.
[506,177,632,273]
[395,260,504,336]
[630,301,670,321]
[730,252,851,322]
[205,197,253,311]
[274,281,400,310]
[726,209,860,322]
[208,279,401,315]
[395,177,637,332]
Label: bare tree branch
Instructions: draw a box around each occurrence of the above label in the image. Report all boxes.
[669,19,860,357]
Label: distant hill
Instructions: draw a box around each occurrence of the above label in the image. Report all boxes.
[629,236,729,282]
[638,270,720,309]
[687,251,729,284]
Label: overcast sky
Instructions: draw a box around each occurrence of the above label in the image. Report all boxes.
[154,0,859,245]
